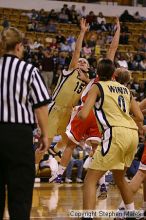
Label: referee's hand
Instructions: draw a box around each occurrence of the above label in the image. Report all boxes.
[36,136,49,153]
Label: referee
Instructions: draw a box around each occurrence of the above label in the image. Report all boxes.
[0,27,50,220]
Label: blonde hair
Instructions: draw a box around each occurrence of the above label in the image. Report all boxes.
[78,58,89,68]
[0,27,23,55]
[115,68,131,85]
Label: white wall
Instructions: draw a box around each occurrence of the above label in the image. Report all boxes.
[0,0,146,17]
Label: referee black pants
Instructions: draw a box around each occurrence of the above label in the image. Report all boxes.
[0,123,35,220]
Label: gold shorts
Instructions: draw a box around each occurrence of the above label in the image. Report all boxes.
[90,127,138,171]
[48,105,72,138]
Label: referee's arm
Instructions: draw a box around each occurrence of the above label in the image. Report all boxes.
[31,68,50,152]
[35,105,49,152]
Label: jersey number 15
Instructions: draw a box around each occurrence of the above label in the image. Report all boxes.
[74,82,85,94]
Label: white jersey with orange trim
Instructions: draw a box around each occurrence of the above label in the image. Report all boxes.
[80,76,99,106]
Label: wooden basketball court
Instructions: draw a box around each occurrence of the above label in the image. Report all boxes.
[4,182,143,219]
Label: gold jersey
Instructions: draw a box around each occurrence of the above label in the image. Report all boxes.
[94,81,138,130]
[51,69,86,108]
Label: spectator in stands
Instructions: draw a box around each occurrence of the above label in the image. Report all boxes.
[53,64,62,86]
[64,52,72,67]
[24,9,38,20]
[51,49,59,69]
[137,81,145,101]
[56,31,66,44]
[58,52,66,67]
[37,46,45,61]
[138,42,146,52]
[31,9,39,20]
[126,49,134,70]
[120,10,135,22]
[27,20,37,32]
[87,34,97,49]
[105,31,113,44]
[45,20,57,33]
[132,52,144,70]
[60,40,72,52]
[97,33,106,46]
[48,9,58,22]
[69,10,79,24]
[86,11,96,29]
[97,12,113,32]
[49,38,58,50]
[67,35,76,48]
[82,43,92,58]
[94,44,101,58]
[61,4,70,17]
[58,9,69,23]
[32,54,41,69]
[37,9,47,24]
[69,4,78,23]
[87,51,97,69]
[119,32,129,45]
[139,33,146,45]
[70,4,76,12]
[131,77,140,95]
[133,11,143,22]
[121,22,129,33]
[23,42,32,63]
[139,58,146,71]
[117,53,128,69]
[27,38,35,50]
[65,146,84,183]
[79,6,87,18]
[41,50,54,89]
[97,12,106,25]
[35,23,45,32]
[33,38,44,49]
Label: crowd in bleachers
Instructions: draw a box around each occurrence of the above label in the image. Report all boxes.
[1,5,146,97]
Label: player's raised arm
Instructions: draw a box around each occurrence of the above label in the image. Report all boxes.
[107,17,120,62]
[69,18,89,70]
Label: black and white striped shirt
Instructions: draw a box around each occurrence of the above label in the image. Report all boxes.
[0,54,50,124]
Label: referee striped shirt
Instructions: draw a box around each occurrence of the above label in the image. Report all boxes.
[0,54,50,124]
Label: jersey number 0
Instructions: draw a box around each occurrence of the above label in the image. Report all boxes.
[118,95,126,112]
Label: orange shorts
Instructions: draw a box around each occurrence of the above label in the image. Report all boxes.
[139,143,146,170]
[66,106,101,145]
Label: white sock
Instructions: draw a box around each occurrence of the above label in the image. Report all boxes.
[99,175,105,186]
[142,201,146,210]
[57,165,66,175]
[125,202,134,210]
[119,201,125,209]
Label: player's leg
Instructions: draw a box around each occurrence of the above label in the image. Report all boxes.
[113,168,134,209]
[83,169,106,209]
[49,109,87,182]
[49,139,76,183]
